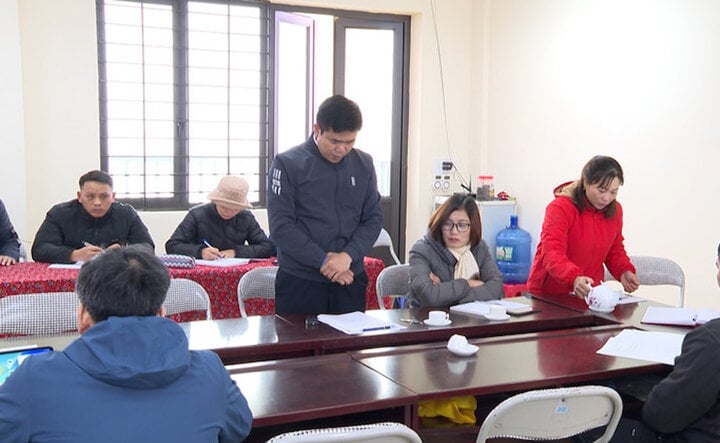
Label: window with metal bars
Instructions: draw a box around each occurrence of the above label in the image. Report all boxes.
[97,0,268,210]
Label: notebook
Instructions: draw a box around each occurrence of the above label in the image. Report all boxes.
[0,346,53,385]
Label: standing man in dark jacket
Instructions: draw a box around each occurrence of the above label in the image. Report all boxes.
[165,175,273,259]
[267,95,383,315]
[0,199,20,265]
[31,170,154,263]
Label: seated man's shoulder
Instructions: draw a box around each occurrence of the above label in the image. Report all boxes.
[46,199,81,216]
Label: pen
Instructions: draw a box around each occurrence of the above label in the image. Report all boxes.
[362,325,392,332]
[83,241,98,248]
[202,239,225,258]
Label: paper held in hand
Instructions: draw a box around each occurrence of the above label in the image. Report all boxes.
[317,311,397,335]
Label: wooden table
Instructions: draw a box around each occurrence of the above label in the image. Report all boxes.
[226,354,417,443]
[351,325,672,441]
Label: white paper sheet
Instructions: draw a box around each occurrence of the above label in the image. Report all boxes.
[317,311,400,335]
[450,299,529,316]
[596,329,685,365]
[195,258,250,267]
[48,263,83,269]
[641,307,698,326]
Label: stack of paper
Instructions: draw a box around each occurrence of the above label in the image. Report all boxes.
[450,300,529,316]
[597,329,685,365]
[317,311,396,335]
[195,258,250,267]
[641,306,720,327]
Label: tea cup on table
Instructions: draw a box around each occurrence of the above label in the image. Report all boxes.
[584,283,621,312]
[427,310,449,324]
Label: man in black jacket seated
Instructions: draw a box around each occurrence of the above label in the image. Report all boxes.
[31,170,154,263]
[580,244,720,442]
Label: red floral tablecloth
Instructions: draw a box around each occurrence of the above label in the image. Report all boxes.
[0,257,385,319]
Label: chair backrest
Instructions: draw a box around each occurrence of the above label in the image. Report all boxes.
[375,263,410,310]
[475,385,623,443]
[373,228,402,265]
[604,255,685,307]
[266,421,422,443]
[163,278,212,320]
[0,292,80,335]
[237,266,278,317]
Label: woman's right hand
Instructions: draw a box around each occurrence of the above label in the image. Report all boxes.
[573,276,594,298]
[429,272,441,285]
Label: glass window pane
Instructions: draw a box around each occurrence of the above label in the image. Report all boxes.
[344,28,395,197]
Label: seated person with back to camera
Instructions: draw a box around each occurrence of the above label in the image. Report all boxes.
[165,175,273,260]
[0,245,252,442]
[407,193,504,308]
[31,170,154,264]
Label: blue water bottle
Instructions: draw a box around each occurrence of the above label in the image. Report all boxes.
[495,215,532,284]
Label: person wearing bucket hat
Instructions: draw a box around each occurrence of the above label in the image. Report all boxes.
[267,95,383,315]
[165,175,273,260]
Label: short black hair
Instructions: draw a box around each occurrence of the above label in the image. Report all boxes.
[79,170,113,189]
[315,95,363,133]
[76,245,170,323]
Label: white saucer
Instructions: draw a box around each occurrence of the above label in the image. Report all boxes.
[589,306,616,313]
[484,313,510,321]
[424,318,452,327]
[447,344,479,357]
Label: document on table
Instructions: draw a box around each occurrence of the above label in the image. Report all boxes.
[317,311,400,335]
[450,299,529,316]
[195,258,250,267]
[596,329,686,365]
[617,294,645,304]
[640,306,720,326]
[48,262,84,269]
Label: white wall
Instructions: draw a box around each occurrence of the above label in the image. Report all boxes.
[0,0,27,248]
[7,0,718,307]
[479,0,720,307]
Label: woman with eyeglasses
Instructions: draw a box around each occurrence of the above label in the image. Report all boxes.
[407,193,504,307]
[527,155,639,298]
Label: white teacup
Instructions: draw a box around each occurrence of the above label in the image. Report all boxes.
[428,310,449,324]
[585,283,621,312]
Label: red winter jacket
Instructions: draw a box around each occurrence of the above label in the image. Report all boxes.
[527,181,635,295]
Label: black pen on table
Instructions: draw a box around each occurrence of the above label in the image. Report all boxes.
[202,239,225,258]
[362,325,392,332]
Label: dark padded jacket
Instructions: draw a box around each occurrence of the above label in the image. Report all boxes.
[267,135,383,282]
[0,200,20,260]
[31,200,154,263]
[165,203,273,258]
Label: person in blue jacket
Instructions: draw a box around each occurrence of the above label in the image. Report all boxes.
[0,199,20,266]
[267,95,383,315]
[0,245,252,442]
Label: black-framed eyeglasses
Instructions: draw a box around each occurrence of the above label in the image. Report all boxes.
[441,221,471,233]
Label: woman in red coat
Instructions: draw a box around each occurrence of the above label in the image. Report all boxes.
[527,156,640,298]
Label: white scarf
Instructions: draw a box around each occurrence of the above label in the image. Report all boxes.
[448,245,479,280]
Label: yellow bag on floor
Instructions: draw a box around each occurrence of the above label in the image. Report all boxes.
[418,395,477,424]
